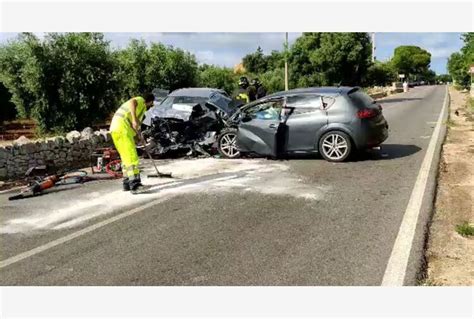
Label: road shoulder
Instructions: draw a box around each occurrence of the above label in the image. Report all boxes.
[424,87,474,286]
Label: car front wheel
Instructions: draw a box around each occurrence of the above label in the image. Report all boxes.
[319,131,352,162]
[218,128,241,159]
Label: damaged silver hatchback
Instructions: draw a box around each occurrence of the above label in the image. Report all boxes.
[217,87,389,162]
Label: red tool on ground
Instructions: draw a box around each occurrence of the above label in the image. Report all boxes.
[9,148,123,201]
[8,174,63,200]
[90,147,122,178]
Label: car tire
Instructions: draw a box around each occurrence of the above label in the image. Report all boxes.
[318,131,352,162]
[218,128,241,159]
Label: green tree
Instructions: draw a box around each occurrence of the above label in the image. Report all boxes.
[447,52,470,88]
[116,39,154,99]
[419,69,436,84]
[259,68,285,94]
[460,32,473,65]
[198,64,236,94]
[288,32,323,87]
[391,45,431,80]
[436,74,452,84]
[0,33,41,118]
[117,40,198,99]
[0,82,17,123]
[364,61,397,86]
[242,47,268,74]
[288,32,372,87]
[162,46,199,91]
[265,50,285,70]
[0,32,121,133]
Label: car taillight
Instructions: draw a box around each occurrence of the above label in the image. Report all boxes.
[357,108,377,119]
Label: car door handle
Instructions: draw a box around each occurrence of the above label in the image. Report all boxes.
[268,123,278,129]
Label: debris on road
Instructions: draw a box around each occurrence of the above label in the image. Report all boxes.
[1,158,330,233]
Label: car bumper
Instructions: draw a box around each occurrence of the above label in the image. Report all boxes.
[355,116,389,149]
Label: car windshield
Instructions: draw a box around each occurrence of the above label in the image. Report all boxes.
[208,92,237,116]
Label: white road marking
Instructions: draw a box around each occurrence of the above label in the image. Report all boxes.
[381,86,449,286]
[0,174,240,269]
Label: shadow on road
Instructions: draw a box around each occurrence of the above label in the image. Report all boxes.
[270,144,421,162]
[379,98,422,104]
[355,144,422,161]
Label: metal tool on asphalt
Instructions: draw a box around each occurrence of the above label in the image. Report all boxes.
[138,131,173,178]
[8,168,119,201]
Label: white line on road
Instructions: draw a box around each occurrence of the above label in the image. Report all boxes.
[0,174,240,269]
[381,85,449,286]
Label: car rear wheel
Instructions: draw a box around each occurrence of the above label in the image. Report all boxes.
[319,131,352,162]
[218,128,241,158]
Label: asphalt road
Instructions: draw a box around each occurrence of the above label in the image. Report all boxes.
[0,85,448,285]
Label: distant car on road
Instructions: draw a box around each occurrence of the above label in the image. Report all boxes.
[217,87,389,162]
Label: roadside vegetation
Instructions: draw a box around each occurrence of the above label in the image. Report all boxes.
[0,32,461,135]
[455,222,474,237]
[447,33,473,90]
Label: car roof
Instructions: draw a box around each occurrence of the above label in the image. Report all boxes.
[168,88,227,98]
[263,86,359,99]
[236,86,359,111]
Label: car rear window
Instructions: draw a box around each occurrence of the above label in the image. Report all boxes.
[348,90,375,108]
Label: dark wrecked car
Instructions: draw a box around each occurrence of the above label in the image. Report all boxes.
[142,88,238,157]
[217,87,389,162]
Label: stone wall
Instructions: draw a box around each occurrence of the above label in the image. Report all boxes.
[0,128,113,180]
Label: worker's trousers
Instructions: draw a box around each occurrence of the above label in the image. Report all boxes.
[111,128,140,179]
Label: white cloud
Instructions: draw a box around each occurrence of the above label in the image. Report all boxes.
[195,50,215,65]
[426,46,460,59]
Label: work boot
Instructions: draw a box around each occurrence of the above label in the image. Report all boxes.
[130,174,151,194]
[122,177,130,191]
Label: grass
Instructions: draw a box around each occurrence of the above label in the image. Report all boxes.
[455,221,474,237]
[444,119,455,127]
[417,278,441,286]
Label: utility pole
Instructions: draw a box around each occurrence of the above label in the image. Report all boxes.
[371,32,376,62]
[285,32,289,91]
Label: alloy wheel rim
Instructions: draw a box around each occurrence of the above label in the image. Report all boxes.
[322,134,348,160]
[220,133,240,157]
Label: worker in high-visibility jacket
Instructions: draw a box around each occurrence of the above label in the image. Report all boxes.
[233,76,254,106]
[110,93,155,193]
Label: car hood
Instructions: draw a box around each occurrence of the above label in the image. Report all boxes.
[143,92,238,126]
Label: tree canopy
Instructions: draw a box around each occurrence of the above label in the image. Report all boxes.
[391,45,431,79]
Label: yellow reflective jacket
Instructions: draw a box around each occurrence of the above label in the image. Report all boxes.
[109,97,147,135]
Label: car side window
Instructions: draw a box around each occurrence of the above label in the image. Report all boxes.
[245,100,283,121]
[287,95,322,114]
[287,95,336,114]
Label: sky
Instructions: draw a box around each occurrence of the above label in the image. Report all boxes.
[0,32,464,74]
